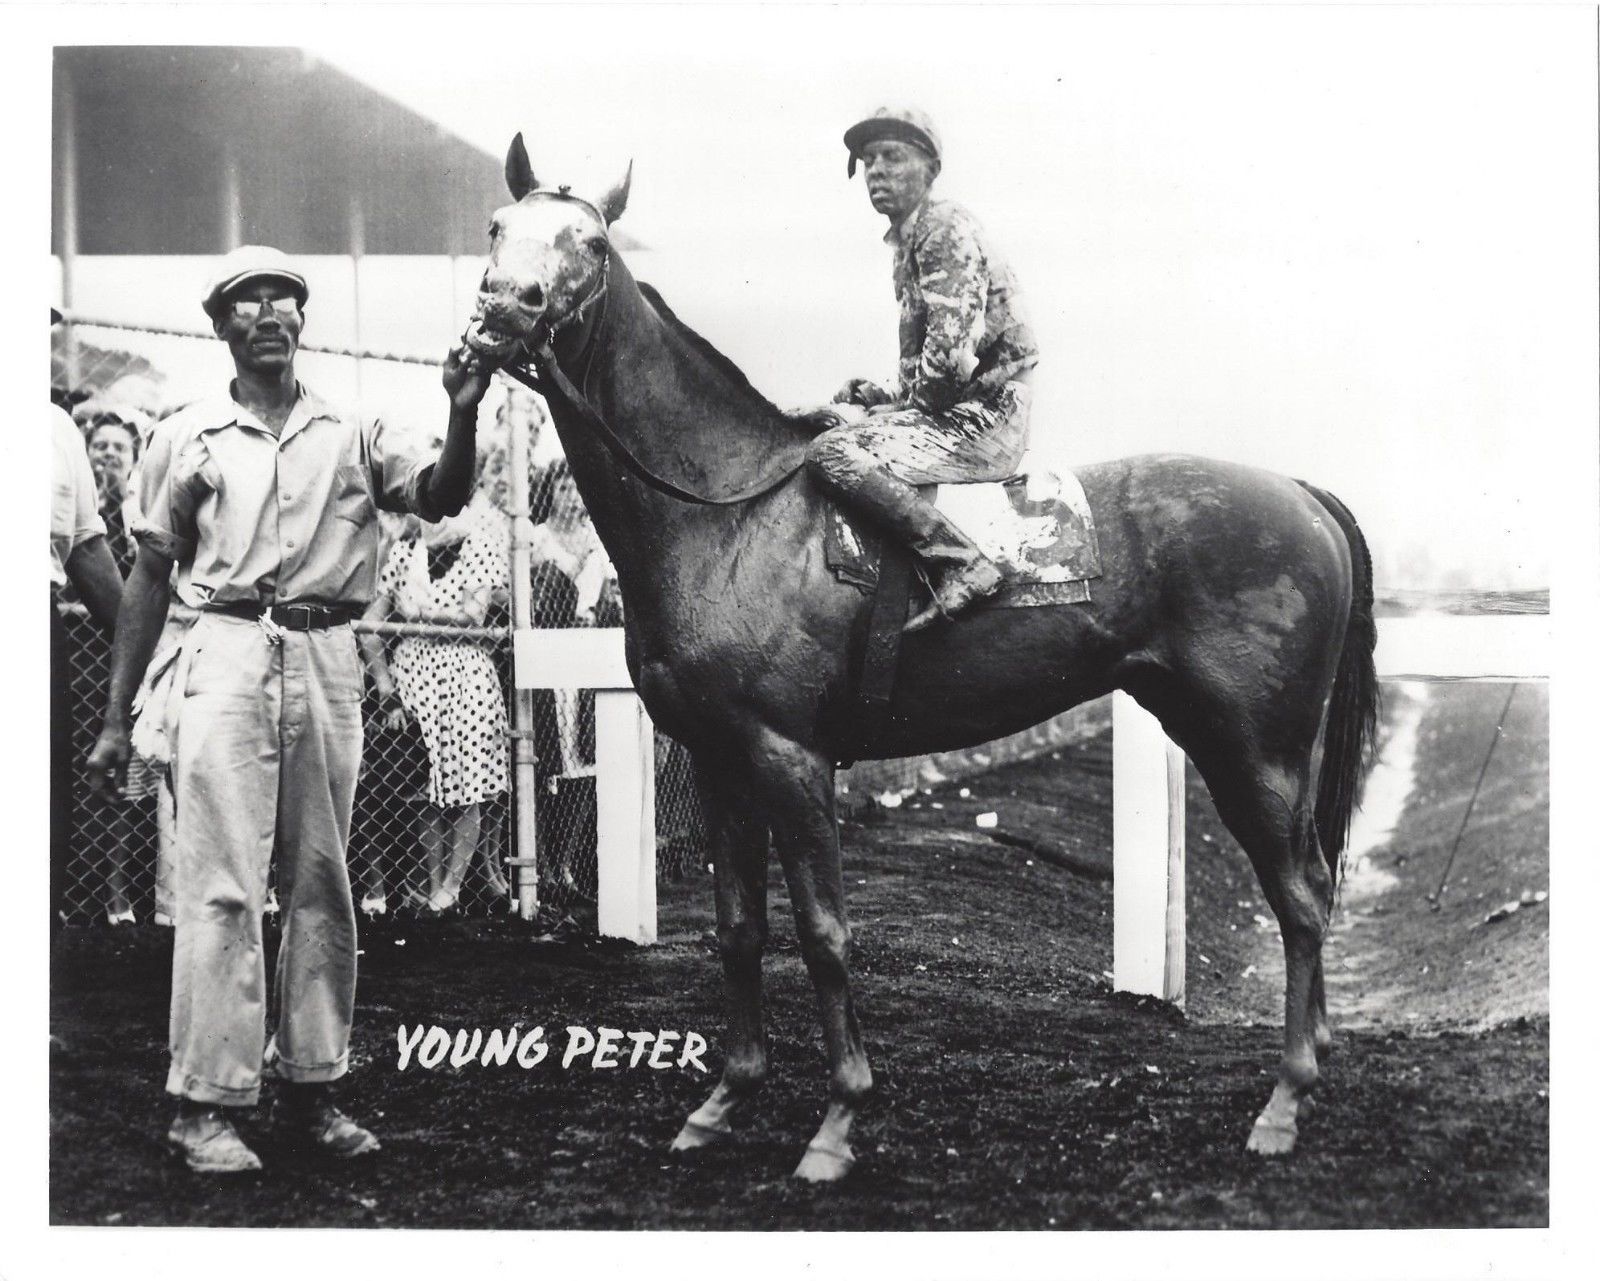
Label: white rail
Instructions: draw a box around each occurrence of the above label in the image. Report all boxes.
[515,609,1551,976]
[1112,610,1551,1005]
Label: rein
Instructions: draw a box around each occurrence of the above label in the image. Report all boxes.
[494,207,807,508]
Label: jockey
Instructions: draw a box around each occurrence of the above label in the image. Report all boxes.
[807,105,1040,631]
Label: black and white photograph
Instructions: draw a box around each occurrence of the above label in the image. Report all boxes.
[12,1,1597,1274]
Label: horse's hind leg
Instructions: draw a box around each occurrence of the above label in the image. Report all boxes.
[671,755,772,1152]
[1199,748,1334,1155]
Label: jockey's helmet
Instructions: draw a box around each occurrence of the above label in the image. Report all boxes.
[844,106,942,178]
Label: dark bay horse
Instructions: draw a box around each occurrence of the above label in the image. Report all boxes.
[468,135,1378,1182]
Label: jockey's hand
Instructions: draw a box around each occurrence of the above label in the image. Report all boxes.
[443,343,495,414]
[85,723,130,801]
[832,378,894,409]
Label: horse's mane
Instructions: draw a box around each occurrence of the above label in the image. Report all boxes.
[635,281,833,436]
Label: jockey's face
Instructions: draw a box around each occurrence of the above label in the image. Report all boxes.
[860,140,936,222]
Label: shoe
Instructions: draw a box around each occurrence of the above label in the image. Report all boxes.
[360,894,388,918]
[166,1107,263,1175]
[104,908,136,927]
[272,1090,381,1159]
[905,558,1006,632]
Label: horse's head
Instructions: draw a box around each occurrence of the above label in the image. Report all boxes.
[465,133,632,361]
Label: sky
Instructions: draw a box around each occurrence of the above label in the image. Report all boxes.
[303,5,1593,588]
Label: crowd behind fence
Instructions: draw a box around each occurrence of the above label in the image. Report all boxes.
[52,314,1122,932]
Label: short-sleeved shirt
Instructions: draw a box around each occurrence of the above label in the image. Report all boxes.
[887,197,1039,414]
[134,383,440,610]
[51,405,107,588]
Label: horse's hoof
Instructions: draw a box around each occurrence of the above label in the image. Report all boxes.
[1246,1118,1298,1156]
[793,1140,855,1183]
[670,1118,732,1153]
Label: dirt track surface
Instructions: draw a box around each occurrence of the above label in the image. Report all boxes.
[49,686,1547,1229]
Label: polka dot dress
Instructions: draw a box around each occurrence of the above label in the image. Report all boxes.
[380,522,509,809]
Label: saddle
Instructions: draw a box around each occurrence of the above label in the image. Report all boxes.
[828,467,1103,762]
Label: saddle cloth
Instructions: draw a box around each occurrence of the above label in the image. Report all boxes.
[826,466,1103,607]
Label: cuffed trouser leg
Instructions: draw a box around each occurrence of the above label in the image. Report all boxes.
[166,617,364,1106]
[167,616,281,1105]
[268,626,363,1084]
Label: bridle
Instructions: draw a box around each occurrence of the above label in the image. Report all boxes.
[495,190,805,508]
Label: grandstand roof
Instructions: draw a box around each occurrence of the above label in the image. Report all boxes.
[53,47,645,257]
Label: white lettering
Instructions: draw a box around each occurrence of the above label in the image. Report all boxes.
[562,1026,596,1069]
[593,1027,623,1069]
[450,1028,484,1068]
[516,1027,548,1068]
[417,1026,451,1069]
[626,1030,655,1067]
[678,1031,710,1073]
[396,1024,426,1070]
[481,1026,519,1067]
[648,1030,680,1070]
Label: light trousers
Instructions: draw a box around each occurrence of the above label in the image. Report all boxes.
[165,613,364,1106]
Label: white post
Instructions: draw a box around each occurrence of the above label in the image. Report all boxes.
[594,690,657,944]
[1112,692,1186,1004]
[514,628,657,943]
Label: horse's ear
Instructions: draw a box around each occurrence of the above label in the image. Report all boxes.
[505,133,536,200]
[598,160,632,225]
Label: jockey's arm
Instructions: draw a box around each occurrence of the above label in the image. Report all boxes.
[909,213,988,413]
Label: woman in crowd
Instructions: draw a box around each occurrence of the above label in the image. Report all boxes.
[363,453,512,915]
[78,401,187,926]
[530,460,619,775]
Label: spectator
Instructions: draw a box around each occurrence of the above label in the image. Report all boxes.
[364,478,512,915]
[80,405,151,573]
[77,407,151,923]
[351,513,429,918]
[529,461,619,776]
[50,397,123,932]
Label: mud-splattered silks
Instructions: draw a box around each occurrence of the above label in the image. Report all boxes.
[813,197,1040,487]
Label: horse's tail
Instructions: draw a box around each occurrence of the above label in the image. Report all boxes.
[1298,481,1380,886]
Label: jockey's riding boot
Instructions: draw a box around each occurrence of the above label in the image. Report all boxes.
[827,465,1004,632]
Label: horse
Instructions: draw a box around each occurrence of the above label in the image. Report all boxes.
[466,135,1379,1183]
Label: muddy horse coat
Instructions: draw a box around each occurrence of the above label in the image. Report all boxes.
[465,135,1378,1182]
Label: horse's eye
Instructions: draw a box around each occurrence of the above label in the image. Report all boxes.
[587,237,607,255]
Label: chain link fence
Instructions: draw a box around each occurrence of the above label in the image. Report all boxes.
[52,317,706,928]
[53,313,1100,932]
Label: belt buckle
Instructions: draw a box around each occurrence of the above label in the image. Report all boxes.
[282,603,315,630]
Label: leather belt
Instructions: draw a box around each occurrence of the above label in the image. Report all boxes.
[206,601,358,630]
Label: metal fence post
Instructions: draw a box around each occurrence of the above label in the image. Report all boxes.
[505,380,541,918]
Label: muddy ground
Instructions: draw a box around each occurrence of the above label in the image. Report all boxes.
[49,684,1547,1230]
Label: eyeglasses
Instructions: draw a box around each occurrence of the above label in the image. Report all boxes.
[229,296,301,322]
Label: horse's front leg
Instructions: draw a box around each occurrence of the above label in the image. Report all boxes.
[671,754,771,1153]
[747,731,871,1182]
